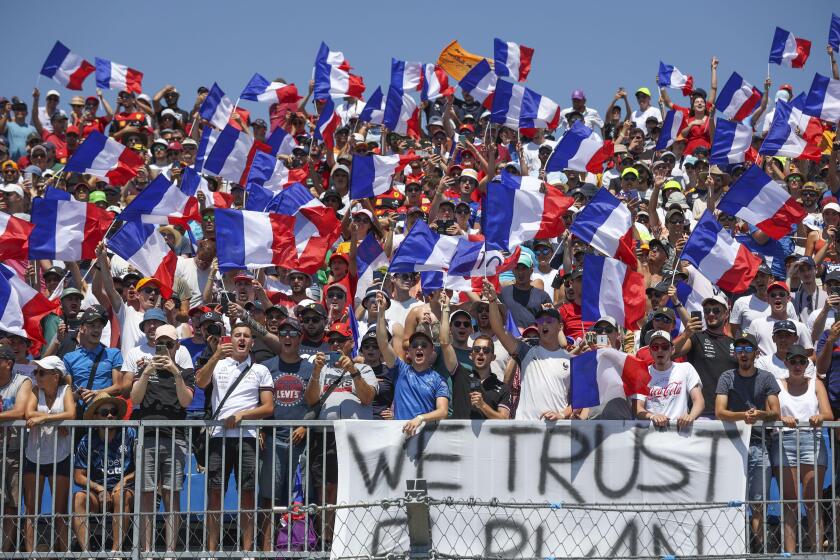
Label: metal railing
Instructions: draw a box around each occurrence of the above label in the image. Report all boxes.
[0,419,838,558]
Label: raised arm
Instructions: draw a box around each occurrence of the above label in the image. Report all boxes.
[94,242,123,314]
[830,46,840,81]
[482,280,518,355]
[376,293,398,367]
[707,57,719,107]
[437,292,458,373]
[31,88,44,136]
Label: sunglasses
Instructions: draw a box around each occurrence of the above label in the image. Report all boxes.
[734,345,755,354]
[667,219,684,225]
[406,187,421,193]
[649,343,670,351]
[471,346,492,354]
[140,288,160,295]
[300,316,322,324]
[201,214,215,223]
[788,357,808,366]
[455,207,471,215]
[702,306,723,315]
[277,329,300,338]
[97,408,118,417]
[452,320,471,328]
[351,216,370,223]
[653,315,673,324]
[622,176,638,182]
[410,341,431,349]
[535,247,552,255]
[328,336,349,345]
[326,291,346,299]
[593,326,615,334]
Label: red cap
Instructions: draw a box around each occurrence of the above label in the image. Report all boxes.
[188,305,210,316]
[167,141,183,151]
[779,84,793,94]
[66,126,80,136]
[85,95,99,104]
[329,252,350,265]
[327,322,352,338]
[766,281,790,294]
[459,123,475,132]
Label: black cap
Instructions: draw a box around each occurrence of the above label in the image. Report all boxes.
[244,300,266,312]
[297,302,327,318]
[79,305,109,325]
[43,266,65,279]
[534,306,562,321]
[278,317,302,333]
[362,326,391,343]
[826,270,840,284]
[691,88,707,99]
[786,344,809,360]
[198,311,222,325]
[565,268,583,281]
[0,345,14,361]
[734,333,758,347]
[122,270,142,283]
[757,262,772,275]
[772,320,798,334]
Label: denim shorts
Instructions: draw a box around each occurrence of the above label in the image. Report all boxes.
[747,443,771,502]
[770,429,827,468]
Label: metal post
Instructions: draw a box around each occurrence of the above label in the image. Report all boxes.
[405,479,432,555]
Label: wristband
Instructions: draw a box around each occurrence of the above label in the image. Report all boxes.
[673,303,683,308]
[350,370,360,379]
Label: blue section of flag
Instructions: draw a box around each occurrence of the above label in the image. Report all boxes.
[570,351,599,409]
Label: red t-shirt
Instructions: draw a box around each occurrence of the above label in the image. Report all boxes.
[558,302,593,341]
[43,132,67,160]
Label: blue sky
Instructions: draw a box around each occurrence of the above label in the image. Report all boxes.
[4,0,836,121]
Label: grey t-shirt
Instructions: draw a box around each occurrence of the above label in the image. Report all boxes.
[715,368,780,412]
[317,363,378,420]
[261,356,313,441]
[500,285,552,329]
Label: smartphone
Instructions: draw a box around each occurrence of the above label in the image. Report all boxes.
[690,311,703,323]
[468,379,482,393]
[584,332,597,347]
[596,334,609,347]
[328,351,341,367]
[220,336,231,345]
[155,342,168,356]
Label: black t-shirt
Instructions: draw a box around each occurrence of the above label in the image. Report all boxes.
[370,363,395,419]
[250,338,274,364]
[472,373,512,419]
[136,366,196,437]
[686,331,737,416]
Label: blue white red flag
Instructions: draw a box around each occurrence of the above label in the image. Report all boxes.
[64,131,144,186]
[545,121,613,174]
[350,154,400,199]
[459,60,497,109]
[0,213,34,260]
[570,348,650,409]
[715,72,761,122]
[29,197,113,261]
[198,83,234,130]
[240,73,302,104]
[0,264,58,343]
[655,109,685,151]
[95,57,143,93]
[421,64,453,102]
[493,39,534,82]
[358,87,385,124]
[315,97,342,150]
[390,59,423,91]
[107,220,178,298]
[355,233,389,299]
[569,188,636,267]
[214,209,297,272]
[581,254,646,330]
[710,119,755,165]
[802,73,840,123]
[657,62,693,96]
[759,100,822,161]
[769,27,811,68]
[119,174,197,224]
[40,41,94,90]
[313,42,365,100]
[390,220,461,273]
[383,86,420,138]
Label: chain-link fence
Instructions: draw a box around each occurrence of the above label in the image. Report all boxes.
[1,419,839,558]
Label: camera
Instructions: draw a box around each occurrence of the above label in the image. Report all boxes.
[205,322,223,337]
[468,379,482,393]
[436,220,455,233]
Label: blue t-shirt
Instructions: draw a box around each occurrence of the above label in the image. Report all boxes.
[179,337,207,412]
[74,427,137,488]
[4,121,38,159]
[392,358,449,420]
[63,344,124,393]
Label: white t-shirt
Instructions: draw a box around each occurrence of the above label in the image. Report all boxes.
[522,140,555,178]
[755,353,816,380]
[631,106,662,129]
[386,297,422,327]
[209,357,273,438]
[532,268,558,293]
[806,307,836,339]
[121,340,194,377]
[731,294,796,332]
[175,257,212,308]
[116,304,145,357]
[745,316,814,357]
[638,362,701,419]
[514,342,571,420]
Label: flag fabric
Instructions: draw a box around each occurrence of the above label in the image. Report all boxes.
[350,154,400,199]
[389,219,462,273]
[348,305,360,358]
[383,86,421,138]
[545,121,613,174]
[244,151,308,193]
[710,119,755,165]
[655,109,685,151]
[390,59,423,91]
[437,40,491,82]
[580,254,646,330]
[119,174,196,224]
[203,124,271,184]
[759,99,822,161]
[421,64,453,102]
[491,80,560,130]
[64,130,144,186]
[717,165,806,240]
[180,167,233,208]
[0,264,58,344]
[769,26,812,68]
[802,73,840,123]
[213,209,298,272]
[266,125,298,156]
[657,62,694,95]
[570,348,650,409]
[313,42,365,100]
[569,188,636,267]
[448,243,521,277]
[240,73,302,104]
[458,59,497,109]
[493,38,534,82]
[482,172,574,251]
[94,57,143,93]
[715,72,761,122]
[193,126,220,172]
[355,233,389,300]
[315,97,342,150]
[198,83,234,130]
[107,220,178,298]
[681,211,761,293]
[789,93,825,147]
[39,41,94,90]
[830,13,840,52]
[29,197,113,261]
[672,268,720,319]
[358,87,385,124]
[0,213,34,260]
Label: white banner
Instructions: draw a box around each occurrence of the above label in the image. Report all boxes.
[333,420,750,558]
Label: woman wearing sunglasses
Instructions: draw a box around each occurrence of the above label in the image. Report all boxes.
[774,344,833,553]
[22,356,76,553]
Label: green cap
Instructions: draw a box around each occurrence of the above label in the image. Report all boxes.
[88,190,107,204]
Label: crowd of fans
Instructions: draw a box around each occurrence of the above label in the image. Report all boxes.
[1,44,840,555]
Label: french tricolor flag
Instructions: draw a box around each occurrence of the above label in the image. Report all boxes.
[204,125,271,184]
[355,233,389,300]
[0,213,34,261]
[199,83,234,130]
[29,197,113,261]
[493,38,534,82]
[545,121,613,174]
[180,167,233,208]
[459,59,497,109]
[315,97,342,150]
[240,73,302,104]
[64,130,144,186]
[119,174,197,224]
[802,73,840,123]
[448,242,521,278]
[759,99,822,162]
[39,41,94,91]
[421,64,453,102]
[715,72,761,122]
[570,348,650,409]
[657,61,693,96]
[581,254,646,330]
[383,86,421,139]
[270,184,342,274]
[266,125,298,156]
[681,211,761,293]
[569,188,636,267]
[95,57,143,93]
[717,165,806,240]
[789,93,826,146]
[655,109,685,151]
[390,219,461,273]
[710,119,756,165]
[245,151,308,193]
[358,86,385,125]
[214,209,298,272]
[313,41,365,100]
[491,81,560,130]
[483,172,574,251]
[350,154,400,199]
[769,27,811,68]
[107,220,178,298]
[390,59,423,91]
[0,264,58,344]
